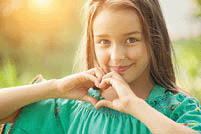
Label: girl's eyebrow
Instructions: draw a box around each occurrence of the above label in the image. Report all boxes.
[123,31,142,36]
[94,34,109,38]
[94,31,142,37]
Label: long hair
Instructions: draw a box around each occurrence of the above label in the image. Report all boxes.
[73,0,179,93]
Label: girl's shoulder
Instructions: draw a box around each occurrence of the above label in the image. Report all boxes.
[2,98,77,134]
[146,85,201,131]
[146,85,196,107]
[146,85,200,117]
[146,85,200,115]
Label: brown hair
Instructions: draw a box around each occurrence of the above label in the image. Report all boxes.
[73,0,179,93]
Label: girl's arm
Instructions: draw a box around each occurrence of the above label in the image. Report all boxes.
[0,68,104,124]
[129,98,199,134]
[94,72,199,134]
[0,79,57,123]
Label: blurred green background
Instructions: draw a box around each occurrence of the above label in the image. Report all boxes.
[0,0,201,101]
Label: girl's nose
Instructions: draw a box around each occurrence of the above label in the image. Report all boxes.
[110,45,126,61]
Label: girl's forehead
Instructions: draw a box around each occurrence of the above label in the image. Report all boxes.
[93,9,142,35]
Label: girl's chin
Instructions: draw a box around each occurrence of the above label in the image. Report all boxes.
[121,74,137,84]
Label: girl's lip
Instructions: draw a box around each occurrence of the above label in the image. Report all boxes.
[110,64,133,73]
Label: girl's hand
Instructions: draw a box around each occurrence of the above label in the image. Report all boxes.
[55,68,105,106]
[95,72,140,114]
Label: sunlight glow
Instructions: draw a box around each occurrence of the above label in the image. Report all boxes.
[28,0,59,14]
[32,0,53,8]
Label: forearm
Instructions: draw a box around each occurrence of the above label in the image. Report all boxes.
[0,79,57,120]
[129,99,199,134]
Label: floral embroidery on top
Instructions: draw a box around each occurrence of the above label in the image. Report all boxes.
[180,120,197,126]
[196,107,201,111]
[5,108,24,134]
[55,107,60,118]
[4,75,46,134]
[169,103,180,113]
[181,123,197,126]
[193,99,201,111]
[54,101,60,118]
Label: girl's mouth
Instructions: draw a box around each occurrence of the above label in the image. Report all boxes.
[110,64,133,73]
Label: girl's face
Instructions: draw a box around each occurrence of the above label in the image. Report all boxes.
[93,8,151,84]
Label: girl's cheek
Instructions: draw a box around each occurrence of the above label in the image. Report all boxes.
[128,45,146,60]
[96,52,110,72]
[127,48,139,60]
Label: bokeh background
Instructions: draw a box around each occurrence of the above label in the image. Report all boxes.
[0,0,201,100]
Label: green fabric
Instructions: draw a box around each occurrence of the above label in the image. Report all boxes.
[3,85,201,134]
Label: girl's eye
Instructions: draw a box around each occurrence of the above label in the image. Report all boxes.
[98,40,110,46]
[126,38,137,44]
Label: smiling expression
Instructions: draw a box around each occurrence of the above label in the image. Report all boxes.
[93,8,151,84]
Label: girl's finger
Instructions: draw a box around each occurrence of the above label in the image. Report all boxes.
[100,78,128,96]
[96,66,105,75]
[81,95,98,106]
[82,73,97,84]
[86,68,104,86]
[95,100,113,110]
[99,78,112,89]
[102,72,113,80]
[102,71,122,83]
[95,67,105,85]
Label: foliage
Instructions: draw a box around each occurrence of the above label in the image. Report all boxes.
[0,57,34,88]
[197,0,201,17]
[0,58,20,88]
[198,0,201,7]
[173,36,201,101]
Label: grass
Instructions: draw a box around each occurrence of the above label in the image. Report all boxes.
[0,57,36,88]
[0,58,20,88]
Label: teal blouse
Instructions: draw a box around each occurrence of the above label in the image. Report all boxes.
[3,85,201,134]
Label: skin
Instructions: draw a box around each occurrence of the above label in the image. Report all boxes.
[92,8,199,134]
[93,8,154,100]
[0,68,102,123]
[0,7,199,134]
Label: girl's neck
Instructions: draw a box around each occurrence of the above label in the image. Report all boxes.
[129,75,155,100]
[127,65,155,100]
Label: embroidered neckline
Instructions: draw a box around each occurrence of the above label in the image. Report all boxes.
[88,85,167,102]
[88,88,105,101]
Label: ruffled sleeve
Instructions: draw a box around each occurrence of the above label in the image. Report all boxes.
[169,93,201,132]
[3,99,65,134]
[2,75,64,134]
[146,85,201,133]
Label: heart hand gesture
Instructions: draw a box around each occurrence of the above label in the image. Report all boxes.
[95,72,139,114]
[55,68,104,106]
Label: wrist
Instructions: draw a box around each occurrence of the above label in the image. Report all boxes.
[128,97,146,117]
[44,79,59,99]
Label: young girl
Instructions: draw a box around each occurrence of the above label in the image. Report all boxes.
[0,0,201,133]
